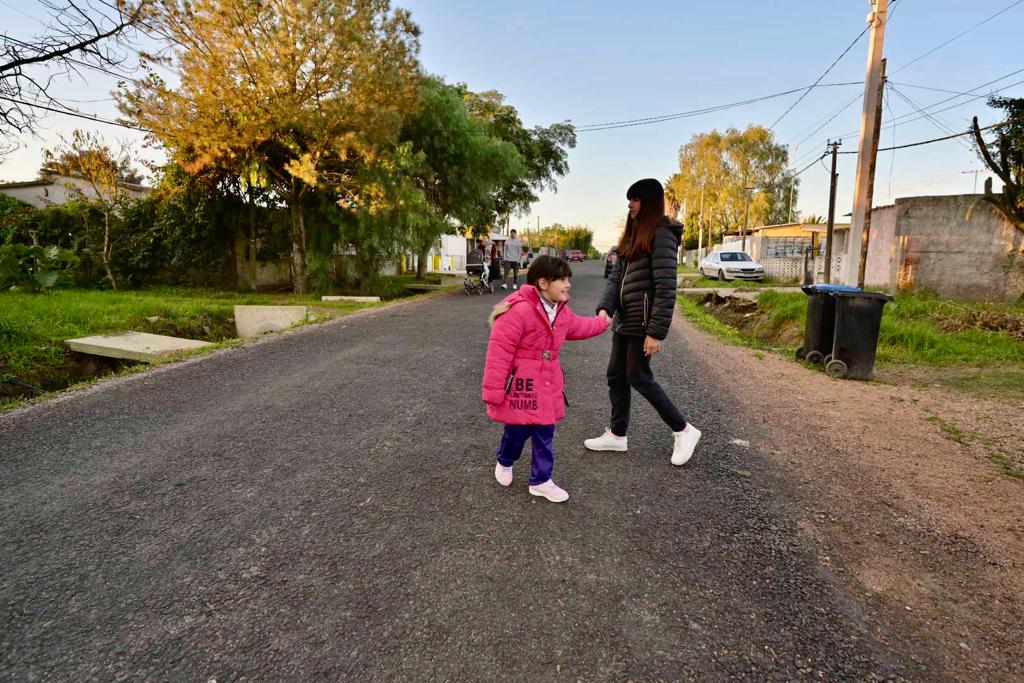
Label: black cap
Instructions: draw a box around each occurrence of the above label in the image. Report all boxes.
[626,178,664,203]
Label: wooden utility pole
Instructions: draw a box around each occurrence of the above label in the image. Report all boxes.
[857,58,886,288]
[697,185,705,258]
[824,139,842,283]
[843,0,888,286]
[741,183,753,252]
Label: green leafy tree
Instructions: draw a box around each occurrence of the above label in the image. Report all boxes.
[460,88,576,220]
[120,0,421,293]
[399,76,523,278]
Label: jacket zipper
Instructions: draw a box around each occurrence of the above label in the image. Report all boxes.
[643,293,649,327]
[619,259,629,305]
[504,366,518,394]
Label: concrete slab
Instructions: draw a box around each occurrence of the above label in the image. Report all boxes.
[321,295,381,303]
[66,332,213,363]
[234,305,309,337]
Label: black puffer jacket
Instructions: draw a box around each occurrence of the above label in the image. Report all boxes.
[597,220,682,340]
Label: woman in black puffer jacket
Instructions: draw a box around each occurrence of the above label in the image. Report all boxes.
[585,178,702,466]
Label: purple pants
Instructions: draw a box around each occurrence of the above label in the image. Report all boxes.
[496,424,556,486]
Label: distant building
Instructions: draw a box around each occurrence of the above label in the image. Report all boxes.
[0,172,152,209]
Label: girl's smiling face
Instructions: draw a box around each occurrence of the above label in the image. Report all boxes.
[538,276,571,303]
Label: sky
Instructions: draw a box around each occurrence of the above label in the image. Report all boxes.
[2,0,1022,250]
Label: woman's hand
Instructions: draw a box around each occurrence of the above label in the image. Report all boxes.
[598,310,612,330]
[643,335,661,357]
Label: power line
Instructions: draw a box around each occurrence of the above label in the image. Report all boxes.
[768,0,900,132]
[0,94,147,130]
[887,83,974,152]
[790,152,829,179]
[574,82,862,131]
[798,67,1024,157]
[837,119,1008,154]
[767,29,869,132]
[890,0,1024,76]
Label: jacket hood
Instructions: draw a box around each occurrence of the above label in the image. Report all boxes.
[662,218,684,240]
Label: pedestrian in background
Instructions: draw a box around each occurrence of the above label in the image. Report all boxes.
[502,229,524,290]
[482,256,611,502]
[585,178,701,466]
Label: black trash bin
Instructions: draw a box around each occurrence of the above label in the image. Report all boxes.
[825,291,894,380]
[796,284,862,364]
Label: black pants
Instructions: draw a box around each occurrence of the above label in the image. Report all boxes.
[608,332,687,437]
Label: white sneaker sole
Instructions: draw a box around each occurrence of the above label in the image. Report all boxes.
[528,487,569,503]
[584,440,628,452]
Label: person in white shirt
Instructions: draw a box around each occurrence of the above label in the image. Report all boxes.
[502,229,524,290]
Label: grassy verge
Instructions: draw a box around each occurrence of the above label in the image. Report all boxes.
[0,285,413,410]
[680,275,800,289]
[680,289,1024,366]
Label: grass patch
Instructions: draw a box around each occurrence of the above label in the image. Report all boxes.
[681,289,1024,369]
[676,295,749,346]
[987,451,1024,481]
[682,275,799,289]
[924,415,969,445]
[0,286,383,406]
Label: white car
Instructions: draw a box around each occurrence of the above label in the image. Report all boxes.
[699,251,765,281]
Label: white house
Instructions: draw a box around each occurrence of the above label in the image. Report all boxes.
[0,173,152,208]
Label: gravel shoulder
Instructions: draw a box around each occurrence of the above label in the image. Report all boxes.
[673,317,1024,680]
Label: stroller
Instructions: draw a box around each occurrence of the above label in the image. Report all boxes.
[464,261,493,295]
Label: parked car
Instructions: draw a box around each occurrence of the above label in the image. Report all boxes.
[698,251,765,281]
[603,247,618,278]
[568,249,584,262]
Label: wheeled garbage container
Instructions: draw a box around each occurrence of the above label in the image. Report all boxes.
[796,284,862,364]
[824,290,894,380]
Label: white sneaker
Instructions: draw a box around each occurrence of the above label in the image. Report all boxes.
[512,284,518,290]
[501,283,508,290]
[495,462,513,487]
[584,429,628,452]
[671,424,701,466]
[528,479,569,503]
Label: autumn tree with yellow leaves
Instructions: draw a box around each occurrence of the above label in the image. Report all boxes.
[120,0,421,292]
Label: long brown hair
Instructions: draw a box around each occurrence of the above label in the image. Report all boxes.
[616,178,665,260]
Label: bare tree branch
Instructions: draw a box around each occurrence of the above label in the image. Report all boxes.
[1,1,149,137]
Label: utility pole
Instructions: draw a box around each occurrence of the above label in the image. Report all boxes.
[843,0,888,287]
[857,57,886,288]
[962,169,985,193]
[697,185,705,259]
[824,139,842,284]
[788,145,798,223]
[741,185,754,252]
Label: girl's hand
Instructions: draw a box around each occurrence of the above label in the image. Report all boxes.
[643,335,661,357]
[598,310,612,330]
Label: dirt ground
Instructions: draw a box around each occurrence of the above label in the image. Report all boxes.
[674,317,1024,681]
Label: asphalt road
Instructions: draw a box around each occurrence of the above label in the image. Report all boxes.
[1,262,922,680]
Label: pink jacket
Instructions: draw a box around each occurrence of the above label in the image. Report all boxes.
[482,285,607,425]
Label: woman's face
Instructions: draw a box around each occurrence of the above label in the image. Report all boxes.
[628,197,641,219]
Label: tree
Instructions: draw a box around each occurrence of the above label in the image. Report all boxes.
[667,125,795,243]
[460,88,576,220]
[398,76,523,279]
[1,1,147,142]
[120,0,421,293]
[802,214,825,224]
[44,130,141,289]
[971,97,1024,231]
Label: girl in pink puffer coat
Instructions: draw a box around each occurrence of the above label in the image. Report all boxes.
[482,255,610,503]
